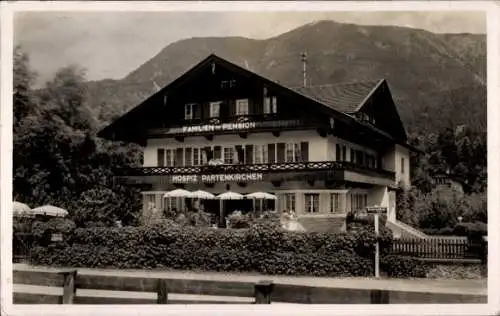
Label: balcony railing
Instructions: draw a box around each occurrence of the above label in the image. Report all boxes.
[115,161,395,180]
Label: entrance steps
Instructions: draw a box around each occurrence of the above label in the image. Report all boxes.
[386,219,428,239]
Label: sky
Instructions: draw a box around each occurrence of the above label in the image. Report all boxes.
[13,10,486,86]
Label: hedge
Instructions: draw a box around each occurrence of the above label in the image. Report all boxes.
[30,221,429,278]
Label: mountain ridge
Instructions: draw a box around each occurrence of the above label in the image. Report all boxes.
[82,20,486,135]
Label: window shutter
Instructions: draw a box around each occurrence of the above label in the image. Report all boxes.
[185,148,192,166]
[300,142,309,162]
[204,147,213,161]
[277,143,286,163]
[157,149,165,167]
[202,102,210,119]
[228,100,236,117]
[235,145,244,164]
[220,101,229,119]
[214,146,222,160]
[268,144,276,163]
[245,145,253,164]
[194,103,202,119]
[175,148,183,166]
[336,144,341,161]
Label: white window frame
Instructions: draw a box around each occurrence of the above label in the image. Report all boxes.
[223,147,234,164]
[330,193,340,213]
[304,193,320,213]
[253,144,268,164]
[285,143,300,162]
[281,193,296,212]
[184,103,194,120]
[236,99,249,115]
[193,148,201,166]
[210,101,221,118]
[264,96,277,114]
[165,149,175,167]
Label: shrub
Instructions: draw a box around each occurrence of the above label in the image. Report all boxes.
[31,221,428,278]
[380,255,431,278]
[227,211,251,229]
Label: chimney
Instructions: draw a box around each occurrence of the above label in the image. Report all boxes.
[301,51,307,87]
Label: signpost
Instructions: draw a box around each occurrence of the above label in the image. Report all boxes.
[366,206,386,278]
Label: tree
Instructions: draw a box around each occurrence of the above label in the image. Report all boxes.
[13,46,38,129]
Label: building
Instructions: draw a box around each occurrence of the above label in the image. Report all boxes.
[98,54,417,232]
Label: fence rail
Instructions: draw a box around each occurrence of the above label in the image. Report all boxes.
[12,268,486,304]
[391,237,486,261]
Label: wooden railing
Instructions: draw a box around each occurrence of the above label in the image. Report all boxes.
[115,161,395,180]
[391,237,487,262]
[13,269,486,304]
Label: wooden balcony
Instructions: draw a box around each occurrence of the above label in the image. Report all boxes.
[114,161,396,187]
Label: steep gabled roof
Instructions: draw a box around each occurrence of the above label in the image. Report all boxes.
[290,80,384,114]
[98,53,415,151]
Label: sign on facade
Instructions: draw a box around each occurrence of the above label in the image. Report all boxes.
[171,173,264,184]
[158,120,302,136]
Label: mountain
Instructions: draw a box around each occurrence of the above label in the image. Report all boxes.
[84,20,486,135]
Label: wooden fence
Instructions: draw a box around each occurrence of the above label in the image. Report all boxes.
[13,268,486,304]
[391,237,486,262]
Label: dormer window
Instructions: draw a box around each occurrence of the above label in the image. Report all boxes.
[236,99,249,115]
[264,96,277,114]
[185,103,194,120]
[210,101,221,118]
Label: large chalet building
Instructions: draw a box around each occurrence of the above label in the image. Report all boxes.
[98,54,417,232]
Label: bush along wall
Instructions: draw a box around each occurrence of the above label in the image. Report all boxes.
[30,222,430,278]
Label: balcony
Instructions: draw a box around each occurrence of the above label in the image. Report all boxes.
[147,115,323,138]
[114,161,396,187]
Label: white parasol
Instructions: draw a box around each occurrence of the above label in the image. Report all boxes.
[163,189,193,198]
[13,201,33,218]
[216,191,245,200]
[31,205,68,217]
[191,190,216,199]
[245,192,277,200]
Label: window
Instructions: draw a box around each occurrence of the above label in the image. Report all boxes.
[210,101,221,118]
[221,80,229,89]
[351,193,368,212]
[342,146,347,161]
[336,144,341,161]
[285,143,301,162]
[285,143,294,162]
[350,149,355,163]
[230,80,237,88]
[280,193,296,212]
[184,148,192,166]
[223,147,234,164]
[304,193,320,213]
[264,96,277,114]
[165,149,175,166]
[193,148,201,166]
[184,103,194,120]
[401,157,405,174]
[330,193,341,213]
[253,144,268,164]
[236,99,249,115]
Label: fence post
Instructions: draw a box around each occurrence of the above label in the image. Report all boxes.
[61,269,77,304]
[254,280,273,304]
[370,289,389,304]
[157,279,168,304]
